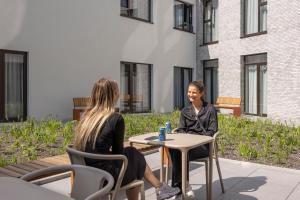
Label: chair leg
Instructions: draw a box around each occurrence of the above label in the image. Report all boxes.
[215,154,225,193]
[140,182,145,200]
[165,164,169,183]
[108,193,112,200]
[165,148,172,183]
[204,160,209,200]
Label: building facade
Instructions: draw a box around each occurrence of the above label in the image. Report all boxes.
[0,0,299,125]
[0,0,196,121]
[196,0,300,124]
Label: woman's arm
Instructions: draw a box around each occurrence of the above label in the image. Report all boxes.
[112,114,125,154]
[205,106,218,136]
[174,112,187,133]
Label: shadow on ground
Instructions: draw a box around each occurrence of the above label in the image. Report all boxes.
[193,176,267,200]
[143,165,267,200]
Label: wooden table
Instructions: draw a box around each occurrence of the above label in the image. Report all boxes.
[0,177,73,200]
[129,132,214,200]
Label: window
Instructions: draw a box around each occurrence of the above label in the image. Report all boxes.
[174,67,193,109]
[120,62,152,113]
[243,0,267,36]
[0,50,27,122]
[174,0,193,32]
[203,0,218,44]
[120,0,152,22]
[243,53,267,116]
[203,59,218,104]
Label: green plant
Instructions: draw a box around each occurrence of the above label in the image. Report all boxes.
[0,112,299,169]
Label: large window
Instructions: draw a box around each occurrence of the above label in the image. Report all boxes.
[0,50,27,122]
[203,59,218,104]
[243,53,267,116]
[174,67,193,109]
[120,62,152,113]
[120,0,152,22]
[174,0,193,32]
[203,0,218,44]
[243,0,267,36]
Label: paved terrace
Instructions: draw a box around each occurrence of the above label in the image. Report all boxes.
[44,152,300,200]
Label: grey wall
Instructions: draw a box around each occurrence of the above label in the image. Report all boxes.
[0,0,196,120]
[196,0,300,124]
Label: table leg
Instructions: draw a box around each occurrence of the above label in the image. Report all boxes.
[208,142,213,200]
[160,147,165,182]
[181,150,187,200]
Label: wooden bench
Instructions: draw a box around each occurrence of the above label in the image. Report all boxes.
[0,142,158,179]
[73,97,120,121]
[72,97,91,121]
[215,97,241,117]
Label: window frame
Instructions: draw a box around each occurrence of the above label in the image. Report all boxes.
[120,61,152,113]
[173,66,193,110]
[174,0,194,33]
[0,49,28,122]
[203,59,219,104]
[120,0,153,23]
[203,0,218,45]
[242,0,267,38]
[243,53,267,117]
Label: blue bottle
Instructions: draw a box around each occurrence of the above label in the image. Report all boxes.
[165,121,172,134]
[159,127,166,141]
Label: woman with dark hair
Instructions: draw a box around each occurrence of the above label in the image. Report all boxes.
[74,78,180,200]
[170,80,218,199]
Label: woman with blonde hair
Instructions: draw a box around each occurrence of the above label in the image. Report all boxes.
[74,78,179,200]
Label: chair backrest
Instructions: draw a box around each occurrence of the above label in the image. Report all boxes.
[212,131,220,154]
[21,164,114,200]
[216,97,241,106]
[66,145,128,200]
[73,97,91,108]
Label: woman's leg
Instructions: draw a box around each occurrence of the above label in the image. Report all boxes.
[126,186,140,200]
[122,147,160,199]
[143,164,161,188]
[122,147,179,199]
[187,145,209,184]
[188,144,209,161]
[170,149,183,188]
[170,145,209,189]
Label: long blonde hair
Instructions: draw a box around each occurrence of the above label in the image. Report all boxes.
[74,78,119,151]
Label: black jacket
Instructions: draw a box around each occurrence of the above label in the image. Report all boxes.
[175,102,218,136]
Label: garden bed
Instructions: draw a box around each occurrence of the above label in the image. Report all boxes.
[0,112,299,170]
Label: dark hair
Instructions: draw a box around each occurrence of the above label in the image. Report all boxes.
[188,80,205,102]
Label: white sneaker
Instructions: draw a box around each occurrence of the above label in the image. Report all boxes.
[171,184,195,200]
[186,184,195,199]
[170,194,182,200]
[156,183,181,200]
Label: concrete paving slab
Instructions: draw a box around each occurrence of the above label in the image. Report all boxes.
[42,178,71,195]
[249,167,300,187]
[42,152,300,200]
[286,182,300,200]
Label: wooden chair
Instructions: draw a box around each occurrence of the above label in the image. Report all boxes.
[72,97,91,121]
[215,97,241,117]
[66,145,145,200]
[21,164,114,200]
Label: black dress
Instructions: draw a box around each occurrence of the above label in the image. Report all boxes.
[84,112,146,186]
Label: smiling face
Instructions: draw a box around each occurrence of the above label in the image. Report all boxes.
[187,85,204,105]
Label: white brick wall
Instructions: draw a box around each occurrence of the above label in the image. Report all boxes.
[196,0,300,125]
